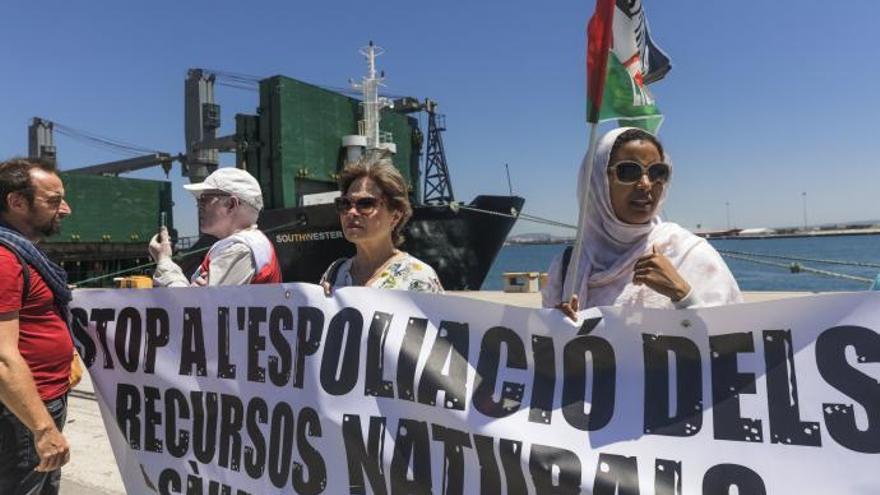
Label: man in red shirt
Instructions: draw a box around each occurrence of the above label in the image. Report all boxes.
[0,157,73,495]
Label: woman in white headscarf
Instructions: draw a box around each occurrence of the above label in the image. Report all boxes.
[542,127,742,318]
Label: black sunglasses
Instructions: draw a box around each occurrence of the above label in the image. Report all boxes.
[608,161,671,185]
[334,196,381,214]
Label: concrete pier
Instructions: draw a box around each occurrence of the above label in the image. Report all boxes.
[60,372,123,494]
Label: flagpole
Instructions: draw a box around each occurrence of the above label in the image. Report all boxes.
[561,0,669,312]
[563,0,614,312]
[562,121,600,304]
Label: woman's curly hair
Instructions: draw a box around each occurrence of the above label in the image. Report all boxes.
[337,154,413,246]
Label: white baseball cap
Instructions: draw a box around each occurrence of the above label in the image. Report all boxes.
[183,167,264,211]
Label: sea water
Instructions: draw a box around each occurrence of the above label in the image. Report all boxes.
[483,235,880,292]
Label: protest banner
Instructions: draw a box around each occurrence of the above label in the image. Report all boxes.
[71,285,880,494]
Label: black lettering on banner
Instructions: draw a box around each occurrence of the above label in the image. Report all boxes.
[643,335,702,436]
[365,311,395,398]
[709,332,762,442]
[473,326,527,418]
[472,435,503,495]
[294,407,326,495]
[655,459,682,495]
[529,444,581,494]
[187,474,202,495]
[115,307,142,372]
[70,308,95,367]
[165,388,190,458]
[702,464,766,495]
[816,325,880,453]
[342,414,388,495]
[180,308,207,376]
[92,308,116,369]
[592,453,639,495]
[418,321,470,410]
[219,394,244,472]
[217,307,236,379]
[144,308,169,374]
[468,436,529,495]
[269,306,294,386]
[143,386,163,453]
[192,391,219,464]
[177,475,250,495]
[391,419,432,495]
[762,329,821,446]
[562,335,615,431]
[499,439,528,495]
[397,317,429,401]
[268,402,296,489]
[530,335,556,425]
[294,306,325,388]
[158,468,181,495]
[247,307,268,383]
[431,424,472,495]
[115,383,141,449]
[320,307,364,395]
[244,397,268,479]
[238,305,246,336]
[268,402,296,488]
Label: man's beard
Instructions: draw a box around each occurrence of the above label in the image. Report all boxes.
[36,218,61,237]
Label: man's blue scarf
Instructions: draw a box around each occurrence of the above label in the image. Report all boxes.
[0,221,72,313]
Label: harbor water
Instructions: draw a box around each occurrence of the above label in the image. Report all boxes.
[483,234,880,292]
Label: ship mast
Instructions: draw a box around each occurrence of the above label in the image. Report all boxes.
[349,41,395,155]
[422,100,455,204]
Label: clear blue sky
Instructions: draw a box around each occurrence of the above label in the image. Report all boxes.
[2,0,877,237]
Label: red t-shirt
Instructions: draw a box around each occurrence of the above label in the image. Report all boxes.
[0,247,72,401]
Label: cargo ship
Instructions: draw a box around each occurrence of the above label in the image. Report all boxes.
[33,43,523,290]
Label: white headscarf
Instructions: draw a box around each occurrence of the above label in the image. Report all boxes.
[543,127,742,309]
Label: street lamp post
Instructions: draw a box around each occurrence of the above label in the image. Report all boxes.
[802,192,808,231]
[725,201,731,230]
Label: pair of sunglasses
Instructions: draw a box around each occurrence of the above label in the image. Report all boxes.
[334,196,382,214]
[608,161,671,185]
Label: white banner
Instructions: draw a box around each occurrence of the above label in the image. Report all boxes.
[71,285,880,494]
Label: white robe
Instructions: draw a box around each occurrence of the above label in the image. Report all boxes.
[541,127,742,310]
[542,223,743,309]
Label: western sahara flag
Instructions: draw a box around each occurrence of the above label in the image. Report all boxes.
[586,0,671,131]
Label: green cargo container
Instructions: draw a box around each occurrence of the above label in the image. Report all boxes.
[41,173,173,286]
[46,173,173,243]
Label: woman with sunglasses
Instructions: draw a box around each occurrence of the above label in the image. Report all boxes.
[542,127,741,319]
[320,155,444,294]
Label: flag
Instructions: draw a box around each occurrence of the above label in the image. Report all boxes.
[586,0,670,132]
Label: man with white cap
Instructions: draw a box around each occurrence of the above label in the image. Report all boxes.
[149,167,281,286]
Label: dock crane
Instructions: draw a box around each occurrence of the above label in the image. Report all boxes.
[28,69,238,183]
